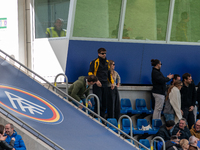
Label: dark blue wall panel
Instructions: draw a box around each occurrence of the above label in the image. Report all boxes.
[66,40,200,85]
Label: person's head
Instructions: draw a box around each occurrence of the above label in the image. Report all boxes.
[0,125,4,135]
[174,80,183,90]
[182,73,192,85]
[172,74,181,84]
[109,60,115,71]
[98,48,107,59]
[54,18,64,30]
[5,123,14,136]
[165,120,175,130]
[87,75,98,85]
[151,59,161,69]
[194,120,200,132]
[170,135,180,144]
[179,118,187,130]
[189,136,198,146]
[180,139,189,149]
[181,12,189,22]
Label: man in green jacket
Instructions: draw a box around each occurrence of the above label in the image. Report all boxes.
[68,75,98,109]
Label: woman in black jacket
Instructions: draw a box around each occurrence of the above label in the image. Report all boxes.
[0,124,15,150]
[151,59,173,119]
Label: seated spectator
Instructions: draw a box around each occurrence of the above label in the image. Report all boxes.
[165,135,182,150]
[189,136,200,150]
[180,139,189,150]
[190,120,200,139]
[172,118,191,140]
[156,120,175,141]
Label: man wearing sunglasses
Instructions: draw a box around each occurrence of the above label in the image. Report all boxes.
[88,48,114,119]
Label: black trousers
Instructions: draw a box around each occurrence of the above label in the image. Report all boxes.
[182,107,195,129]
[107,86,120,121]
[93,82,108,118]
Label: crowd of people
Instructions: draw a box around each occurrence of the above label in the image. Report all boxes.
[0,123,26,150]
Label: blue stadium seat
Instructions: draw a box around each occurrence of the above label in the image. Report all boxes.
[122,118,144,135]
[139,139,150,150]
[148,119,162,134]
[136,119,151,134]
[135,99,153,114]
[107,118,118,133]
[120,98,142,114]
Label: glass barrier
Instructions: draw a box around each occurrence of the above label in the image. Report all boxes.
[35,0,70,38]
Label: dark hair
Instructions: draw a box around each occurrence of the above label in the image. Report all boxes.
[173,74,180,80]
[151,59,160,66]
[165,120,175,127]
[182,73,191,81]
[98,48,107,54]
[181,12,188,20]
[170,135,178,140]
[0,125,4,134]
[87,75,98,82]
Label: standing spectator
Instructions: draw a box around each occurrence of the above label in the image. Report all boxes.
[163,80,183,123]
[180,139,189,150]
[151,59,174,119]
[5,123,26,150]
[172,118,191,140]
[0,124,15,150]
[107,60,121,121]
[190,120,200,139]
[68,75,98,109]
[88,48,114,119]
[188,136,200,150]
[181,73,196,129]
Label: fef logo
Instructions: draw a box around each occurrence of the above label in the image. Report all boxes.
[0,85,64,124]
[0,18,7,29]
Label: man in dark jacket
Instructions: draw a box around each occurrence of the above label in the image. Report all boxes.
[172,118,191,140]
[165,135,182,150]
[68,75,98,109]
[180,73,196,129]
[156,120,175,141]
[88,48,114,118]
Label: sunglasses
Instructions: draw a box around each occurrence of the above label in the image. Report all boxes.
[113,64,115,66]
[100,53,106,55]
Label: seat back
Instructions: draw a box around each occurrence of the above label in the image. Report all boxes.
[121,98,132,109]
[107,118,118,127]
[122,118,134,129]
[137,119,148,130]
[152,119,162,130]
[139,139,150,149]
[136,99,147,110]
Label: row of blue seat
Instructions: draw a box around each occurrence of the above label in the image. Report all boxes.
[107,118,162,135]
[121,98,153,115]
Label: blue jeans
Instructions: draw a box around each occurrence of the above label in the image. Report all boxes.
[164,113,175,122]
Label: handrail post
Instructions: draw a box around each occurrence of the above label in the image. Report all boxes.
[86,94,100,121]
[151,136,165,150]
[54,73,68,96]
[118,115,133,143]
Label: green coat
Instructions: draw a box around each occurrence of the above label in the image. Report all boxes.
[68,76,90,102]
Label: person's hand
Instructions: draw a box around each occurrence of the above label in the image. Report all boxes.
[117,83,120,88]
[12,148,15,150]
[111,84,115,90]
[181,110,183,116]
[11,137,15,141]
[88,100,92,108]
[78,101,83,109]
[176,130,181,137]
[167,74,174,79]
[96,80,102,87]
[189,106,194,111]
[0,135,7,141]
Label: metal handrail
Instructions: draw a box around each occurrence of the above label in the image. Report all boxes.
[85,94,100,121]
[54,73,68,95]
[118,115,149,150]
[0,49,142,149]
[151,136,165,150]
